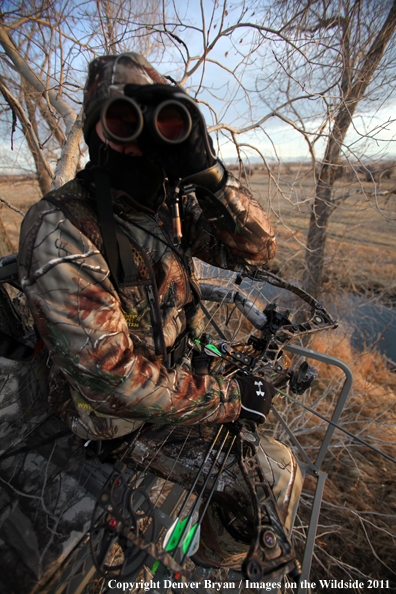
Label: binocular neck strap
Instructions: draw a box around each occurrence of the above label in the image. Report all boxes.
[92,166,141,290]
[93,166,121,289]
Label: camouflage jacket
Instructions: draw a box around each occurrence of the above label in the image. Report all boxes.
[18,170,276,440]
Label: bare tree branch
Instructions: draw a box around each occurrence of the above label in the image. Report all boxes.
[0,77,55,179]
[0,21,77,135]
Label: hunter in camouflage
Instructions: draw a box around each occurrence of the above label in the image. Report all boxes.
[17,53,302,555]
[18,52,277,441]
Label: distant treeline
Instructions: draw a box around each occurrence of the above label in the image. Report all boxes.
[2,162,395,184]
[0,174,37,184]
[226,159,396,181]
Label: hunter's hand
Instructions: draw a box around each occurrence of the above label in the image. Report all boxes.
[236,375,276,425]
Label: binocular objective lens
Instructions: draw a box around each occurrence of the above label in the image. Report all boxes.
[156,105,188,142]
[104,98,140,141]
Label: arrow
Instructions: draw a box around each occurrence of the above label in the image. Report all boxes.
[152,424,237,576]
[180,431,237,564]
[195,338,222,357]
[167,427,231,559]
[194,339,250,374]
[152,425,225,572]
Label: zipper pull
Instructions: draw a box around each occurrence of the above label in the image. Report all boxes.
[146,284,155,303]
[153,213,163,226]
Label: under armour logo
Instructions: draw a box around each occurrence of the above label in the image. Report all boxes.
[254,380,265,397]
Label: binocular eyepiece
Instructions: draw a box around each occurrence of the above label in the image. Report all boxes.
[101,96,192,145]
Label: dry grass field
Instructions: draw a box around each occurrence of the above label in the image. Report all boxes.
[0,176,42,253]
[269,330,396,588]
[1,168,396,294]
[0,170,395,590]
[246,166,396,301]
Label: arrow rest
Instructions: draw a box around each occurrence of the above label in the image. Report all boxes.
[289,361,319,395]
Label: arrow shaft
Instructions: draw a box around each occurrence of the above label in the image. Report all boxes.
[181,431,236,563]
[177,424,224,519]
[164,425,229,558]
[172,428,232,559]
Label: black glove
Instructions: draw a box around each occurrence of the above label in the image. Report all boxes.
[124,83,225,188]
[191,349,211,376]
[191,334,218,376]
[236,375,276,424]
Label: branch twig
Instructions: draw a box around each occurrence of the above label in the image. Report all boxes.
[0,196,25,217]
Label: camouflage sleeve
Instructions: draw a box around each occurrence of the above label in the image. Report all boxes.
[183,171,276,271]
[18,200,241,427]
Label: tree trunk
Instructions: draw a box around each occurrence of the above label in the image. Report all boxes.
[302,114,347,298]
[52,114,83,190]
[22,84,52,196]
[21,122,52,196]
[302,0,396,299]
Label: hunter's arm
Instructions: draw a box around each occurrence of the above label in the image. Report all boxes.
[18,201,240,432]
[184,170,276,271]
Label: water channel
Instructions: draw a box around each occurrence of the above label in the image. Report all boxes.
[335,294,396,366]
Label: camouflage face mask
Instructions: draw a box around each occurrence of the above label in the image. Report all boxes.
[87,126,165,211]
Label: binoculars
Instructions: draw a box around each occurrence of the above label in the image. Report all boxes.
[101,96,192,145]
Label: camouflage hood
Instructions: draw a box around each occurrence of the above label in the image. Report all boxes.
[83,52,168,142]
